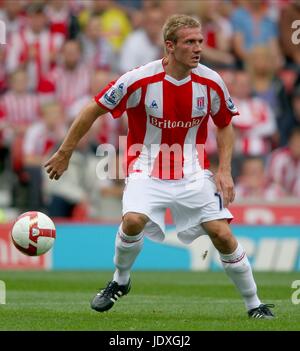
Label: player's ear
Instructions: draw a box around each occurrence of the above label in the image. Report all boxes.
[165,40,175,53]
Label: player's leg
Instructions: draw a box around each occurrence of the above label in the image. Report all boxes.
[113,212,149,285]
[91,176,168,312]
[91,212,148,312]
[202,219,274,319]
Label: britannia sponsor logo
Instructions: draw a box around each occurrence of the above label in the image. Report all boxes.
[150,116,204,129]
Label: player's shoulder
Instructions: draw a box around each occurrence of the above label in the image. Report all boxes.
[119,59,164,87]
[192,63,225,87]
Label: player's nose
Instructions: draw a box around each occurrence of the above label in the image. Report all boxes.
[193,43,202,54]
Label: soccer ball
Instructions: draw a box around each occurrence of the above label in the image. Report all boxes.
[11,211,56,256]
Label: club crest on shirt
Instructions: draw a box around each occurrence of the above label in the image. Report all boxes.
[226,97,238,113]
[104,83,124,106]
[196,96,205,110]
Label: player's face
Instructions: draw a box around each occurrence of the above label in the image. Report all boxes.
[169,27,203,69]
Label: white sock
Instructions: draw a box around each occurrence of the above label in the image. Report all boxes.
[219,242,261,310]
[112,225,144,285]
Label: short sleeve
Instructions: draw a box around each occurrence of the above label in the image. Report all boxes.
[210,73,239,128]
[94,72,131,119]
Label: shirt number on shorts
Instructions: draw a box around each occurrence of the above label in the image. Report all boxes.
[214,192,223,210]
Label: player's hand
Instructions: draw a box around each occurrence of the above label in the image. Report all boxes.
[214,171,235,208]
[44,150,71,180]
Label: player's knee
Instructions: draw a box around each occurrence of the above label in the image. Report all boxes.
[122,213,148,235]
[210,225,234,246]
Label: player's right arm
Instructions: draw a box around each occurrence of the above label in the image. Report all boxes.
[44,100,107,180]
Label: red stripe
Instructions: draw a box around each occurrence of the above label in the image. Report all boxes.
[151,79,192,179]
[126,86,147,175]
[3,93,40,125]
[221,251,246,264]
[38,228,56,238]
[11,236,37,256]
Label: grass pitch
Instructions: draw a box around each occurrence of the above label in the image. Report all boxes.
[0,271,299,331]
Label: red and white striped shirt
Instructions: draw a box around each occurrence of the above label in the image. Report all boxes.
[0,92,40,144]
[23,122,64,158]
[50,64,91,109]
[45,5,71,38]
[6,28,64,90]
[232,97,276,156]
[1,92,40,127]
[95,59,239,179]
[267,147,300,196]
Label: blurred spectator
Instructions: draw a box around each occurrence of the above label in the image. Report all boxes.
[91,150,124,220]
[44,133,95,218]
[231,0,283,69]
[0,0,26,41]
[219,68,236,94]
[116,0,142,11]
[279,0,300,67]
[5,2,64,91]
[159,0,181,17]
[278,83,300,146]
[67,69,126,149]
[48,40,91,110]
[79,0,132,53]
[119,4,164,73]
[79,15,114,70]
[0,69,40,147]
[246,45,292,146]
[290,84,300,128]
[231,70,277,156]
[235,156,285,201]
[198,0,235,68]
[44,137,124,220]
[116,0,143,30]
[267,127,300,197]
[45,0,80,39]
[23,101,65,210]
[0,69,41,187]
[0,46,7,93]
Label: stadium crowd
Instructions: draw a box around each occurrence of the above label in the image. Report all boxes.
[0,0,299,221]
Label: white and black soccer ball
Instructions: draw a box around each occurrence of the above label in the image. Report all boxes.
[11,211,56,256]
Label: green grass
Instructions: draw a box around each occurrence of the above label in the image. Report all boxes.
[0,271,299,331]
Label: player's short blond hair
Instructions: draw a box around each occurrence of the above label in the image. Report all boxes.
[162,14,201,43]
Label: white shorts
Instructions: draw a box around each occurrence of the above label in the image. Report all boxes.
[122,170,233,244]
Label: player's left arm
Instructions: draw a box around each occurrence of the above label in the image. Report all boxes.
[210,71,239,207]
[215,123,235,208]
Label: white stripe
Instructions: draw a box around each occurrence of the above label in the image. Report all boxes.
[132,81,163,174]
[191,82,207,118]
